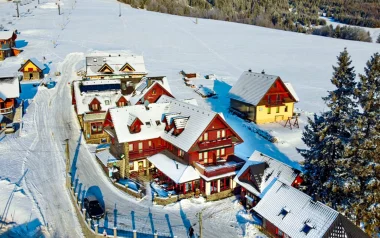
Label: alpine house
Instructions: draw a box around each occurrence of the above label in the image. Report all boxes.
[102,98,244,197]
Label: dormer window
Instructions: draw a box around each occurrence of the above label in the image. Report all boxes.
[221,129,226,138]
[118,101,125,107]
[302,223,313,235]
[203,132,208,141]
[279,207,290,218]
[91,103,99,111]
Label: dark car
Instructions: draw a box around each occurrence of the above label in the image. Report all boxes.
[84,195,104,220]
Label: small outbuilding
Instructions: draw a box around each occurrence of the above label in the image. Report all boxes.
[19,58,46,81]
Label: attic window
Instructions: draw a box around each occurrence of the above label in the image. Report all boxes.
[279,208,290,218]
[302,223,313,235]
[156,120,161,126]
[146,122,151,127]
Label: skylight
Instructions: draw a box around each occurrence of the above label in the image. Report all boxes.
[145,122,151,127]
[302,223,313,235]
[279,207,290,218]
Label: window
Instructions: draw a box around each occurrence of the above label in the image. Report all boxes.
[91,123,103,134]
[28,67,33,72]
[129,143,133,151]
[276,107,280,113]
[217,130,221,139]
[198,153,203,160]
[199,136,203,142]
[204,132,208,141]
[203,151,208,163]
[221,148,225,155]
[152,89,156,95]
[118,101,125,107]
[148,141,152,147]
[105,100,110,105]
[302,223,313,235]
[285,106,288,112]
[138,142,143,152]
[216,149,220,157]
[178,149,184,157]
[267,107,271,114]
[221,129,226,138]
[91,103,99,111]
[129,162,134,170]
[156,120,161,126]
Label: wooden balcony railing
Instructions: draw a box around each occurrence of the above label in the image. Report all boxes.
[129,146,166,160]
[266,100,284,106]
[0,106,13,115]
[198,137,232,151]
[194,161,244,178]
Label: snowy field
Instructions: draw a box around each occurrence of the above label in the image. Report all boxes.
[0,0,379,236]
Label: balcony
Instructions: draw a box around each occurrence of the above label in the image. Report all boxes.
[0,106,13,115]
[198,137,232,151]
[194,155,245,178]
[266,100,284,106]
[129,146,166,160]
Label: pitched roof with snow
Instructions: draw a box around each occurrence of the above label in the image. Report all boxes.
[254,180,369,238]
[284,82,299,102]
[128,77,172,105]
[28,58,46,71]
[148,151,200,183]
[0,76,20,100]
[108,98,226,152]
[85,53,147,77]
[73,80,127,116]
[155,95,198,106]
[0,31,15,40]
[234,150,299,198]
[229,71,299,106]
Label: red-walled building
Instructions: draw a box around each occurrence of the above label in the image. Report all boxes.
[0,75,20,130]
[234,151,302,208]
[103,99,244,196]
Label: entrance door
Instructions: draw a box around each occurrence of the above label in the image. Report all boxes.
[138,161,144,171]
[29,73,33,80]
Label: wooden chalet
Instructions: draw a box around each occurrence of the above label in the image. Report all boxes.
[85,53,147,87]
[18,58,46,80]
[103,99,244,197]
[229,70,299,124]
[234,151,302,208]
[0,75,20,130]
[0,31,21,61]
[72,77,174,144]
[254,180,369,238]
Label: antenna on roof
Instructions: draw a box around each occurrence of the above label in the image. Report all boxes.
[261,69,265,74]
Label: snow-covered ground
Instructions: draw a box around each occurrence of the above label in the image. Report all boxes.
[0,0,379,236]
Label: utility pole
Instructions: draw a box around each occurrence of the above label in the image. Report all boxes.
[57,0,61,15]
[14,0,21,18]
[199,210,202,238]
[119,3,121,17]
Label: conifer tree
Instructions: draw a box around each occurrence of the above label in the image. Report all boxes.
[299,48,357,207]
[339,53,380,235]
[377,34,380,43]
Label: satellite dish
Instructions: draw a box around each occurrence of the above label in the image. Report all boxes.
[144,100,150,107]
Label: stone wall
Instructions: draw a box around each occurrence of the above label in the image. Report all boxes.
[206,189,234,202]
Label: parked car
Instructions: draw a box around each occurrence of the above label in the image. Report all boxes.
[84,195,104,220]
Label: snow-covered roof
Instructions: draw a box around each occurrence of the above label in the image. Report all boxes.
[109,103,169,143]
[129,77,172,105]
[0,31,14,40]
[284,82,299,102]
[108,98,221,152]
[96,149,118,166]
[234,150,299,198]
[229,71,279,106]
[29,58,46,70]
[73,80,126,115]
[0,76,20,100]
[161,100,217,152]
[155,95,198,106]
[194,86,215,97]
[85,53,147,77]
[254,180,339,238]
[147,151,200,183]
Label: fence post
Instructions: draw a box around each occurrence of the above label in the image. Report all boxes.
[154,231,158,238]
[94,223,98,234]
[78,201,82,210]
[133,230,137,238]
[75,193,78,204]
[66,174,72,189]
[87,218,91,227]
[71,186,75,194]
[113,227,117,237]
[82,208,86,218]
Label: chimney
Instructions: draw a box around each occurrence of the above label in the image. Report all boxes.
[109,54,111,57]
[248,68,252,72]
[176,163,179,169]
[261,69,265,74]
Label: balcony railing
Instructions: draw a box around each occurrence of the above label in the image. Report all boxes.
[0,106,13,115]
[194,160,244,178]
[266,100,284,106]
[198,137,232,151]
[129,146,166,160]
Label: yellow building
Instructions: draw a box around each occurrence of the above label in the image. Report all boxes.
[229,71,299,124]
[19,58,46,81]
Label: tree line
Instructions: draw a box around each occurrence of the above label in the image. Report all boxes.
[299,49,380,236]
[118,0,378,43]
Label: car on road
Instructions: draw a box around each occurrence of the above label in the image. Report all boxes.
[84,195,104,220]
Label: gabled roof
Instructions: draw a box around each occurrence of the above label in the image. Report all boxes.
[229,71,299,106]
[284,82,300,102]
[85,53,147,77]
[73,80,127,115]
[19,58,46,72]
[234,150,299,198]
[0,31,15,40]
[129,77,173,105]
[0,76,20,100]
[156,95,198,106]
[254,180,369,238]
[98,63,114,73]
[120,62,135,72]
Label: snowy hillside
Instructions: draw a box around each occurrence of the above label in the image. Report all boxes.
[0,0,379,236]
